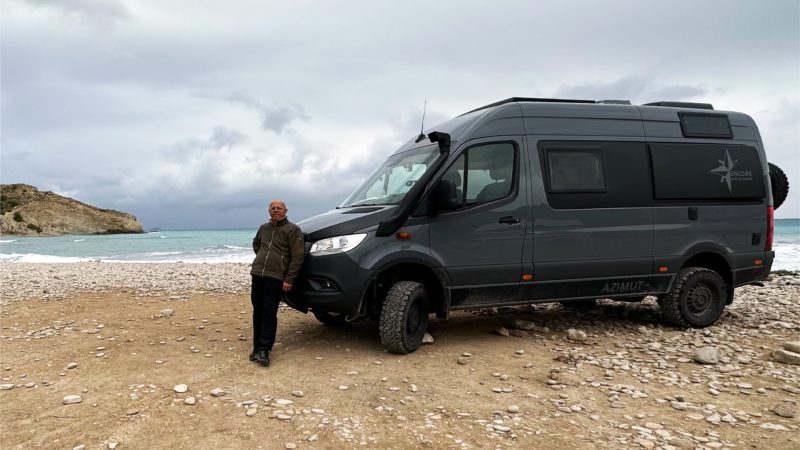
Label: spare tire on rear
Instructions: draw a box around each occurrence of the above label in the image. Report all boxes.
[769,163,789,210]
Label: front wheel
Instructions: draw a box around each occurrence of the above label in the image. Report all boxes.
[658,267,728,328]
[379,281,429,354]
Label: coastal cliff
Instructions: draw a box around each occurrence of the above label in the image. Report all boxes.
[0,184,144,236]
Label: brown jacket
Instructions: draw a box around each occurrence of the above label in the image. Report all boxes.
[250,217,305,283]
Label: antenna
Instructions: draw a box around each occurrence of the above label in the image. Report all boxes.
[414,100,427,143]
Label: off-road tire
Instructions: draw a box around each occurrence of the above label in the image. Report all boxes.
[769,163,789,210]
[658,267,727,328]
[313,310,348,327]
[379,281,429,354]
[560,299,597,310]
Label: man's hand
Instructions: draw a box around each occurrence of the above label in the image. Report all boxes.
[282,281,293,292]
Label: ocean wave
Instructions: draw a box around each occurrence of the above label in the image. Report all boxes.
[73,239,85,242]
[201,244,249,252]
[0,253,97,263]
[0,239,18,243]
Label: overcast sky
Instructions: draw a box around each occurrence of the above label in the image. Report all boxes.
[2,0,798,229]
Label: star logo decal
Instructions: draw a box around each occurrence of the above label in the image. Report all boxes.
[710,150,737,192]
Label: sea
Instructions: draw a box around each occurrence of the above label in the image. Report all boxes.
[1,220,799,270]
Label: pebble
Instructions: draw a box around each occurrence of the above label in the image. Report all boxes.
[0,384,13,390]
[773,349,800,365]
[421,333,434,344]
[246,408,258,417]
[184,397,196,405]
[771,402,796,418]
[457,357,469,365]
[173,384,188,393]
[285,444,297,449]
[338,385,349,390]
[693,346,720,364]
[495,327,510,337]
[760,423,789,431]
[508,405,520,413]
[159,308,175,317]
[784,341,800,353]
[567,329,587,342]
[66,362,78,369]
[210,388,226,397]
[63,395,82,405]
[291,390,304,397]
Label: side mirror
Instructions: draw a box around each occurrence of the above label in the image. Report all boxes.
[430,179,460,214]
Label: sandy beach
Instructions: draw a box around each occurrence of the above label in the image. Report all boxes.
[0,262,798,449]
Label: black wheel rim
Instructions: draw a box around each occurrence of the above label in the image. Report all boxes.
[406,299,422,335]
[686,283,713,317]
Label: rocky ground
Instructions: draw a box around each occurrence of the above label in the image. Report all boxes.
[0,263,798,450]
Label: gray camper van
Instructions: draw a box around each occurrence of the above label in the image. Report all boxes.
[286,98,789,354]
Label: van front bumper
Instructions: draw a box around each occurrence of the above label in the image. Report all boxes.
[284,252,374,316]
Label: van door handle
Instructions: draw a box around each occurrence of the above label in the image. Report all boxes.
[498,216,520,224]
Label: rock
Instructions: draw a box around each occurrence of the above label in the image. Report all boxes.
[507,405,519,413]
[184,396,196,405]
[773,349,800,365]
[771,403,797,418]
[421,333,434,344]
[457,357,469,365]
[108,443,119,449]
[693,347,719,364]
[0,384,13,390]
[634,438,655,449]
[159,308,175,317]
[73,445,86,450]
[669,437,694,449]
[173,384,188,393]
[210,388,226,397]
[784,341,800,353]
[760,423,789,431]
[246,408,258,417]
[291,390,304,397]
[567,329,587,342]
[63,395,82,405]
[285,444,297,449]
[509,319,532,331]
[705,413,721,424]
[126,409,139,415]
[492,424,510,432]
[494,327,510,337]
[66,362,78,369]
[307,434,319,442]
[338,385,348,390]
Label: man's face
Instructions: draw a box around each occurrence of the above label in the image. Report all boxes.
[268,202,287,221]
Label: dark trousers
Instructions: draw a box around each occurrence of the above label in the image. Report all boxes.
[251,275,283,353]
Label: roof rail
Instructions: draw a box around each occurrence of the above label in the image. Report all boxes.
[461,97,595,116]
[597,99,631,105]
[642,101,714,110]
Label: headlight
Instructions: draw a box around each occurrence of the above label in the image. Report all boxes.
[309,233,367,254]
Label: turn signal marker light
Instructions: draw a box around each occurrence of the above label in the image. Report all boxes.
[522,274,533,281]
[754,259,763,266]
[659,266,669,272]
[395,232,412,240]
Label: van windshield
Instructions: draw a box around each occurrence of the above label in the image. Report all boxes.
[340,145,440,207]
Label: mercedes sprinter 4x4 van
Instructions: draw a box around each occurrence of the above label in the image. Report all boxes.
[286,97,789,354]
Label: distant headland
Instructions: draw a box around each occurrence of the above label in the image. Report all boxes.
[0,184,144,236]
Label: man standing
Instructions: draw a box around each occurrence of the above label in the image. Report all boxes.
[250,200,305,367]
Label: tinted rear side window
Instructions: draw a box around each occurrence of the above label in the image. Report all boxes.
[679,112,732,138]
[650,143,765,200]
[539,141,652,209]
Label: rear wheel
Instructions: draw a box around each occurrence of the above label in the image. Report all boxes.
[659,267,727,328]
[313,310,348,327]
[379,281,429,354]
[769,163,789,210]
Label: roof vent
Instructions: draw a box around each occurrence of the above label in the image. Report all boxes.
[643,101,714,110]
[596,99,631,105]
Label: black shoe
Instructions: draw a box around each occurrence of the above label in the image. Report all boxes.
[249,349,257,362]
[255,350,270,367]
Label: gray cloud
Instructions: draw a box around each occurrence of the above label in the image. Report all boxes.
[226,94,309,134]
[555,76,709,104]
[22,0,130,23]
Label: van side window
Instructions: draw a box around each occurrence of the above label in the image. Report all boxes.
[538,141,652,209]
[546,149,606,192]
[439,142,516,210]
